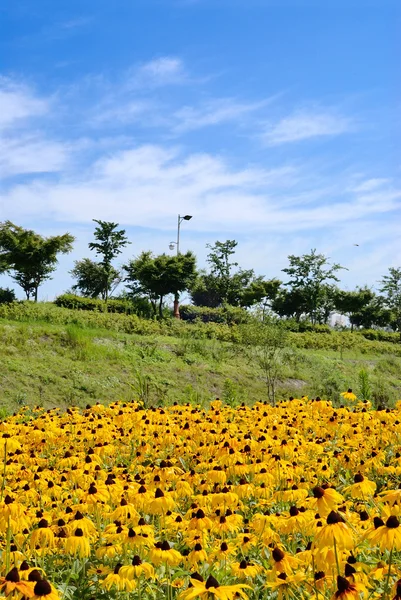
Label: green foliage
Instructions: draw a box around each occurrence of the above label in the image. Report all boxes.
[88,219,130,302]
[282,249,344,324]
[179,304,249,325]
[380,266,401,335]
[358,368,372,402]
[124,251,197,318]
[0,221,74,301]
[54,293,153,317]
[70,258,121,300]
[241,319,288,405]
[190,240,279,309]
[0,287,16,305]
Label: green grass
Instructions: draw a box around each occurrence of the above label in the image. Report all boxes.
[0,303,400,413]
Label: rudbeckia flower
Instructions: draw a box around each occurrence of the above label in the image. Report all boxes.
[314,511,354,551]
[231,559,262,579]
[341,389,357,401]
[0,567,34,597]
[365,515,401,551]
[344,473,376,499]
[119,555,155,579]
[311,486,344,517]
[179,575,250,599]
[331,575,366,599]
[149,541,182,566]
[65,528,91,558]
[32,579,60,599]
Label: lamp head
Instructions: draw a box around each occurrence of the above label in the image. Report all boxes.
[169,243,175,251]
[183,215,192,221]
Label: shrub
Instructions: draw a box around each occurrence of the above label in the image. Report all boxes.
[54,293,153,318]
[0,288,16,305]
[180,304,249,325]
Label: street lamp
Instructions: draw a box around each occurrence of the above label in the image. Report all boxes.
[172,214,193,318]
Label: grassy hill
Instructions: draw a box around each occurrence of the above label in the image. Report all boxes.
[0,301,400,413]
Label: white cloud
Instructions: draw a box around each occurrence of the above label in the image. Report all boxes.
[130,57,187,88]
[0,136,69,177]
[1,144,399,236]
[0,78,48,130]
[173,98,268,132]
[91,100,153,125]
[263,109,353,145]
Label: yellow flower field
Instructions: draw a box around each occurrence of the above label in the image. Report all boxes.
[1,396,401,599]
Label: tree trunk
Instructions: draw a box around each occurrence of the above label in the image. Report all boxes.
[34,287,38,302]
[159,296,164,319]
[173,292,180,319]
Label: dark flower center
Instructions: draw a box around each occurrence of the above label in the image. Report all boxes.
[313,486,325,499]
[327,511,345,525]
[33,580,52,596]
[272,547,285,562]
[386,516,399,529]
[336,576,351,594]
[5,567,19,583]
[205,575,220,589]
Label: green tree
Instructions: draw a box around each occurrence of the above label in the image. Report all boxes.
[190,240,272,308]
[0,221,74,301]
[88,220,130,303]
[379,267,401,337]
[334,287,376,331]
[241,319,288,406]
[124,251,197,318]
[271,287,309,322]
[282,249,345,324]
[70,258,122,300]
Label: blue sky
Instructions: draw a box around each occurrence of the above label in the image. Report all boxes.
[0,0,400,299]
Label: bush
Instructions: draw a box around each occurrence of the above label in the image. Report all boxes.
[180,304,249,325]
[0,288,16,305]
[281,319,332,334]
[360,329,400,343]
[54,294,153,318]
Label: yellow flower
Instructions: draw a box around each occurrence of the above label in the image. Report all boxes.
[344,473,376,499]
[366,515,401,551]
[0,567,34,598]
[341,389,357,401]
[311,486,344,517]
[65,528,91,558]
[32,579,60,600]
[314,511,354,551]
[179,575,250,599]
[119,555,155,579]
[101,565,137,592]
[331,575,366,599]
[231,560,262,579]
[148,488,175,515]
[149,541,182,566]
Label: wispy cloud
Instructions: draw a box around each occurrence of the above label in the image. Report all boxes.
[173,98,269,133]
[129,57,187,88]
[0,78,48,130]
[263,109,353,145]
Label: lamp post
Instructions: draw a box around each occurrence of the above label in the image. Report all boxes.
[172,214,192,318]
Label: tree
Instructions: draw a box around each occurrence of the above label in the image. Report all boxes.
[334,287,375,331]
[88,220,130,303]
[190,240,271,308]
[240,278,282,316]
[124,251,197,318]
[380,267,401,338]
[241,319,288,406]
[271,288,309,322]
[70,258,122,300]
[0,221,74,301]
[282,249,345,324]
